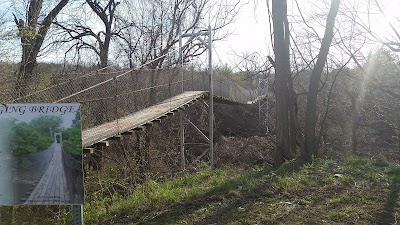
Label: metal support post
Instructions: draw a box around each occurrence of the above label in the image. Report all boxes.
[180,111,185,170]
[179,27,186,170]
[258,77,261,123]
[72,205,83,225]
[208,25,214,169]
[258,72,269,134]
[265,76,269,133]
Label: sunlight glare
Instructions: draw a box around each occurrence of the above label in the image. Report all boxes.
[373,1,400,40]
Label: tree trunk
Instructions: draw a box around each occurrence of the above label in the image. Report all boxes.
[347,92,360,154]
[304,0,340,159]
[397,122,400,153]
[85,0,119,69]
[272,0,292,165]
[99,22,111,68]
[15,57,36,98]
[287,75,305,157]
[99,47,109,68]
[351,121,359,154]
[14,24,38,98]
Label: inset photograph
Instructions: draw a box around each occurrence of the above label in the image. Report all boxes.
[0,103,83,205]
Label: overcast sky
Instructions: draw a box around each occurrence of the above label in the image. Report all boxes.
[1,0,399,66]
[212,0,400,70]
[213,1,271,64]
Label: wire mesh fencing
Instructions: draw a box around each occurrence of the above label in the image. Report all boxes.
[1,66,257,132]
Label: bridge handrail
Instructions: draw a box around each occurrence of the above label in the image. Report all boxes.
[61,148,84,204]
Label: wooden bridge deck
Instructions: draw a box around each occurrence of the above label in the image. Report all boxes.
[81,91,252,147]
[25,142,70,205]
[82,91,207,147]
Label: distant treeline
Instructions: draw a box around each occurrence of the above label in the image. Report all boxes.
[8,115,62,156]
[62,111,82,160]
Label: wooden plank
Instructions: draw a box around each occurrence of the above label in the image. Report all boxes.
[144,122,154,127]
[133,126,145,131]
[97,141,109,147]
[108,135,123,141]
[152,119,161,123]
[121,130,135,135]
[83,148,94,154]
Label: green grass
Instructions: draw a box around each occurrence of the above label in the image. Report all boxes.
[85,156,400,225]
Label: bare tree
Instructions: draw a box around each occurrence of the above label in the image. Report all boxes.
[113,0,239,105]
[269,0,341,164]
[54,0,120,68]
[12,0,70,97]
[357,50,400,153]
[0,1,15,60]
[115,0,238,68]
[304,0,340,158]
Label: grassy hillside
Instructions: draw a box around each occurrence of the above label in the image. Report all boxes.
[85,156,400,225]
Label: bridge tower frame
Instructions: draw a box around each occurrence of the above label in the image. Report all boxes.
[54,132,63,143]
[179,25,214,169]
[258,72,269,134]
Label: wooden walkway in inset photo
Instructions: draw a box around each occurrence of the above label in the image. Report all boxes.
[25,142,70,205]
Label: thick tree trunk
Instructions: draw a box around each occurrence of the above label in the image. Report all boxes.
[14,26,38,98]
[274,86,290,165]
[304,0,340,159]
[272,0,292,165]
[99,47,109,68]
[99,23,111,68]
[15,57,36,98]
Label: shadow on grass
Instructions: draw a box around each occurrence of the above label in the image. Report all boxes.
[375,167,400,225]
[100,159,312,225]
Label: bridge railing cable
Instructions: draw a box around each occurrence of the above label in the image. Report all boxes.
[211,46,257,104]
[1,45,257,134]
